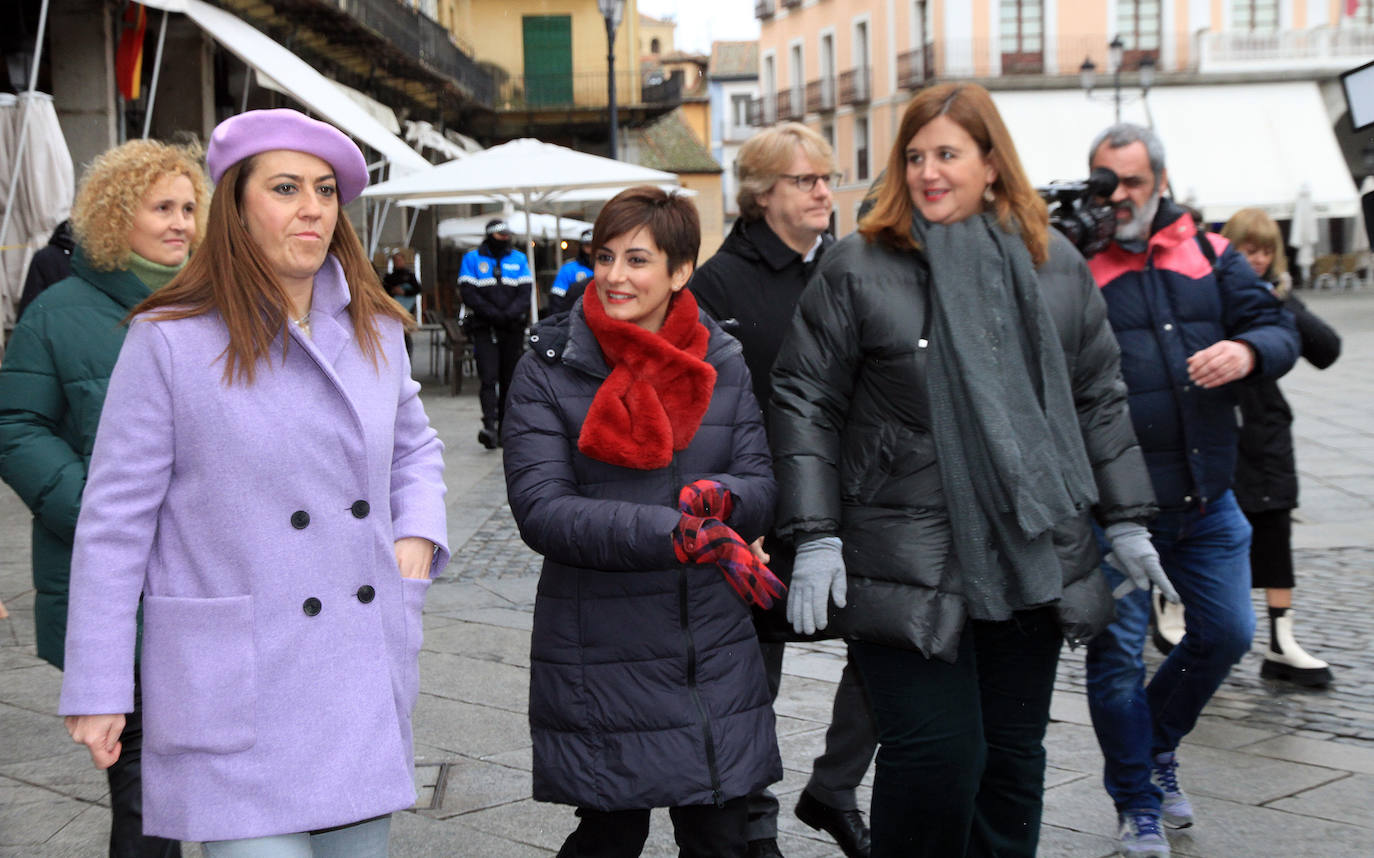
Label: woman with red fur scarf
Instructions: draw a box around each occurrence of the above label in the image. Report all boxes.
[503,186,784,857]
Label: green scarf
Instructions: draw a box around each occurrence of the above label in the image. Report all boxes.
[124,251,186,291]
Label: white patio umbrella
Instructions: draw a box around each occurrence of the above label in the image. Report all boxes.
[1291,182,1320,286]
[0,92,74,338]
[438,212,593,247]
[363,138,681,322]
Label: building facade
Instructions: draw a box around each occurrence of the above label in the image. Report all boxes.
[707,41,761,222]
[755,0,1374,235]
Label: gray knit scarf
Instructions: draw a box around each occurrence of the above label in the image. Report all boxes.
[911,211,1098,619]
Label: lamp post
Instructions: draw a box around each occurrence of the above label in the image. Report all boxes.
[598,0,625,160]
[1080,35,1155,123]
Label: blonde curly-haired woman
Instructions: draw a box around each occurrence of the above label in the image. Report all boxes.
[0,136,209,857]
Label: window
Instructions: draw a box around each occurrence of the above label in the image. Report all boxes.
[790,42,804,117]
[820,32,836,108]
[1000,0,1044,74]
[650,37,661,54]
[731,94,751,132]
[855,115,870,182]
[822,123,835,151]
[763,54,777,122]
[1232,0,1279,30]
[1117,0,1161,65]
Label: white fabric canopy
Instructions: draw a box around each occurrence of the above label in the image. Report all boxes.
[364,140,681,321]
[1,92,74,331]
[395,182,695,209]
[362,138,680,206]
[991,82,1358,223]
[138,0,429,175]
[438,212,593,246]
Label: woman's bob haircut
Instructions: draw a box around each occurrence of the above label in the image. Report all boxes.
[859,82,1051,265]
[70,138,210,272]
[132,153,413,385]
[591,186,701,276]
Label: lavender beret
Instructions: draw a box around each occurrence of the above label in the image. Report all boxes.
[207,109,369,203]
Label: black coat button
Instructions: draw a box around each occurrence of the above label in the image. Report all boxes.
[350,500,370,519]
[356,585,376,604]
[291,510,310,529]
[302,597,322,616]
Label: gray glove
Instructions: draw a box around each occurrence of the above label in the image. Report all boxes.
[787,536,847,635]
[1103,522,1180,603]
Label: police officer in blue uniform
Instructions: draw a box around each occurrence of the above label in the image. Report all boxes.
[547,228,594,316]
[459,219,534,448]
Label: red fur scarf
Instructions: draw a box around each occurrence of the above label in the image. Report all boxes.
[577,284,717,470]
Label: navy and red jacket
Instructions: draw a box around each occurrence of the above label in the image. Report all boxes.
[1088,200,1299,511]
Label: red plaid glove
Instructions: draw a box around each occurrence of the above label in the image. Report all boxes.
[677,479,734,521]
[672,514,786,609]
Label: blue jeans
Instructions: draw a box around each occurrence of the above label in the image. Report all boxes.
[201,815,390,857]
[1085,490,1255,813]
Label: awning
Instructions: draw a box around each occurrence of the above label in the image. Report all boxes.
[139,0,429,175]
[990,82,1358,222]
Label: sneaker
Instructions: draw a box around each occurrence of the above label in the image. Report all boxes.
[1117,810,1170,857]
[1150,751,1194,829]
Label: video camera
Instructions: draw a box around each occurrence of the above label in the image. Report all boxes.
[1038,167,1119,258]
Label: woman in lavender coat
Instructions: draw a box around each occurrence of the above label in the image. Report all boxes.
[59,110,448,854]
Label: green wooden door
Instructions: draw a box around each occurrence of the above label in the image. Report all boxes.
[523,16,573,107]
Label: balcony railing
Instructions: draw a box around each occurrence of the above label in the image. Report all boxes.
[838,67,871,105]
[805,78,836,113]
[896,45,935,89]
[495,70,677,110]
[333,0,494,104]
[747,95,776,127]
[776,88,802,121]
[755,0,776,20]
[1197,25,1374,72]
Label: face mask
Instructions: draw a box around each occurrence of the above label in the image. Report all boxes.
[489,236,512,253]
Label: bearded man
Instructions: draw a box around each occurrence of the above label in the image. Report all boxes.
[1081,124,1299,858]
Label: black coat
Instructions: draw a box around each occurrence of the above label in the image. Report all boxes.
[770,230,1156,660]
[691,217,832,422]
[1234,293,1341,512]
[502,303,782,810]
[17,220,74,321]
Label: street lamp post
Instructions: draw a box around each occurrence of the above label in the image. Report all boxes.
[1080,35,1155,123]
[598,0,625,160]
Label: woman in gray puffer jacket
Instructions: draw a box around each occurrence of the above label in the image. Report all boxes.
[769,84,1161,858]
[503,187,783,857]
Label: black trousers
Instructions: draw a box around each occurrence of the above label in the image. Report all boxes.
[108,678,181,858]
[471,325,524,429]
[1245,508,1295,589]
[850,606,1062,858]
[556,798,749,858]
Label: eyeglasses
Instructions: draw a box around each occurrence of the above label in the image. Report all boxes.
[778,172,841,192]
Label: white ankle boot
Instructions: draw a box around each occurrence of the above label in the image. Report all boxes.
[1261,610,1333,687]
[1151,590,1185,655]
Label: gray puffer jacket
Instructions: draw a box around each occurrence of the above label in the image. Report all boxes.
[503,299,782,810]
[770,229,1156,661]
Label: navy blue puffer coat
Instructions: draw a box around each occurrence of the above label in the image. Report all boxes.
[502,298,782,811]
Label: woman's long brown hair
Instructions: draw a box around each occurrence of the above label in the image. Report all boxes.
[859,82,1050,265]
[131,157,413,384]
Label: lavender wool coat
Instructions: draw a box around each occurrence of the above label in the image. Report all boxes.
[58,256,449,842]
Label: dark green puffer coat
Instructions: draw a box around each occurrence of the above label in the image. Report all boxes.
[0,250,152,668]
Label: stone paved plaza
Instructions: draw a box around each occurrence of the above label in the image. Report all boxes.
[3,290,1373,856]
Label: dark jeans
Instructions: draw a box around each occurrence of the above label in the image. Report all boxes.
[556,797,749,858]
[1085,490,1255,813]
[850,606,1062,858]
[109,678,181,858]
[471,325,524,430]
[746,641,876,841]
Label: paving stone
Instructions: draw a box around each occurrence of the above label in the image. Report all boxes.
[420,650,529,714]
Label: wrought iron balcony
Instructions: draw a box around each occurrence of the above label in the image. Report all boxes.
[805,78,836,113]
[776,88,801,121]
[838,67,871,105]
[333,0,494,104]
[896,45,935,89]
[755,0,776,20]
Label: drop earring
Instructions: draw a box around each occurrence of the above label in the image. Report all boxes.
[983,185,996,204]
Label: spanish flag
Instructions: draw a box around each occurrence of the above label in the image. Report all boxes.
[116,2,147,101]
